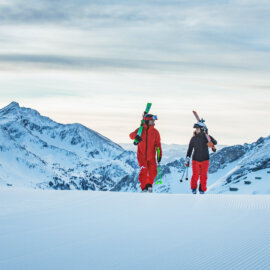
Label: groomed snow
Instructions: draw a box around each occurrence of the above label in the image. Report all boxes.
[0,188,270,270]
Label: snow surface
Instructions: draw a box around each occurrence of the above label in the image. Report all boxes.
[0,188,270,270]
[208,168,270,194]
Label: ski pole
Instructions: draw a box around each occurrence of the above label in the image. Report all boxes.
[156,165,159,184]
[155,147,162,185]
[180,167,186,182]
[186,166,189,181]
[155,159,159,184]
[159,165,162,184]
[156,165,162,184]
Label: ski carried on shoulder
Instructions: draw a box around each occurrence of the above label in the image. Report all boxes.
[134,103,152,145]
[192,111,216,152]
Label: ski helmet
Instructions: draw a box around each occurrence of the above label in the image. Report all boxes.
[144,114,158,120]
[144,114,158,125]
[193,122,207,129]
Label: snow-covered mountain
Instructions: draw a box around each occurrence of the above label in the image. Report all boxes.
[0,102,138,190]
[0,102,269,194]
[120,143,188,163]
[116,137,270,194]
[208,136,270,194]
[143,136,270,194]
[121,143,227,164]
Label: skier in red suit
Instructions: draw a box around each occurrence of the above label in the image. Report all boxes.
[129,114,162,192]
[185,122,217,194]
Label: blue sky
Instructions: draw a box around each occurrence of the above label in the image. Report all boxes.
[0,0,269,145]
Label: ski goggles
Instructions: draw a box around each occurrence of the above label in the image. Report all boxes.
[193,122,206,129]
[144,115,158,121]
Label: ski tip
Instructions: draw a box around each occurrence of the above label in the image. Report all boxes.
[146,103,152,111]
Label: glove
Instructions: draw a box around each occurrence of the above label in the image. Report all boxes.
[185,157,190,167]
[135,135,142,143]
[157,155,162,163]
[207,141,214,148]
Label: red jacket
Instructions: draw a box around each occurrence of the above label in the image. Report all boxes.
[129,124,162,163]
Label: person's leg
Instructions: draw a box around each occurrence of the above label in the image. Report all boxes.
[138,160,148,191]
[200,160,210,192]
[191,160,200,190]
[198,163,202,192]
[148,159,158,188]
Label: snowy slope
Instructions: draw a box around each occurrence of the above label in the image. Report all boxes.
[0,102,135,190]
[0,188,270,270]
[208,136,270,194]
[149,136,270,194]
[0,101,269,194]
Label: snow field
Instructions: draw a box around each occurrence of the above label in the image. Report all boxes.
[0,188,270,270]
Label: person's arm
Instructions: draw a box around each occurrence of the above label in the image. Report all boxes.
[129,128,139,140]
[209,135,217,145]
[185,138,194,167]
[155,130,162,162]
[186,137,194,158]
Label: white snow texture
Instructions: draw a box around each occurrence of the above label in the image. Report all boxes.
[0,188,269,270]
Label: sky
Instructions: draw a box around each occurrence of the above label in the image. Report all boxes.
[0,0,270,145]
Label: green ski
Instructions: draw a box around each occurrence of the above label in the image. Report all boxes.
[133,103,152,145]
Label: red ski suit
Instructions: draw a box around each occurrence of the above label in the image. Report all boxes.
[129,124,162,190]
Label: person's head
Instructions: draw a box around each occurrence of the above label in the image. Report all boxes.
[144,114,158,126]
[148,119,155,126]
[193,122,206,135]
[195,127,201,134]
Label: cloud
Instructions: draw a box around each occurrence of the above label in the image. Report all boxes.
[1,52,267,72]
[0,0,270,144]
[0,0,269,74]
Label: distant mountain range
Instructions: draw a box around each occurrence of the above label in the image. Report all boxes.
[0,102,136,190]
[0,102,269,194]
[147,136,270,194]
[120,143,188,163]
[120,143,227,164]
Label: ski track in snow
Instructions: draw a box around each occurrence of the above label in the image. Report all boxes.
[0,188,270,270]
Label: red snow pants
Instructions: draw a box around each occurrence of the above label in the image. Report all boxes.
[191,160,210,192]
[138,159,157,190]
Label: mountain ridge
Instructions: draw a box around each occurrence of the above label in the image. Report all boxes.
[0,101,269,194]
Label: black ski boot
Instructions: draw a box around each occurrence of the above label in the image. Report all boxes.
[145,184,153,193]
[192,189,197,194]
[199,184,205,194]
